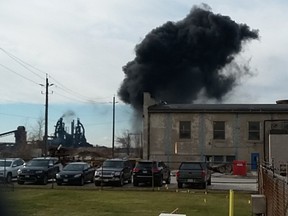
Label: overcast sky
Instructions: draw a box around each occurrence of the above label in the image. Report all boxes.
[0,0,288,146]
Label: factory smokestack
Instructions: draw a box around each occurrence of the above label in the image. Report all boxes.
[118,5,259,112]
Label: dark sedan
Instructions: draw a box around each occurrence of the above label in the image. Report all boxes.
[55,162,95,186]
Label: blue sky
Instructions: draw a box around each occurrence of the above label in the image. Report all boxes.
[0,0,288,146]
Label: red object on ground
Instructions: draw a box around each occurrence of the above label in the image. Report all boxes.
[233,160,247,176]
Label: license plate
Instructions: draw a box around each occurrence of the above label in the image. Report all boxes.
[143,171,147,174]
[25,175,30,178]
[103,179,108,182]
[63,179,68,182]
[187,179,194,183]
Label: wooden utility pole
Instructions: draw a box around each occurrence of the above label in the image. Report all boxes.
[43,74,53,156]
[112,96,115,158]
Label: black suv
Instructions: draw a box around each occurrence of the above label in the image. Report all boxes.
[94,158,132,186]
[17,157,61,185]
[132,160,171,187]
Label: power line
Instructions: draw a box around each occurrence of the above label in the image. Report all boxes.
[0,63,41,85]
[49,75,111,102]
[0,47,114,104]
[0,47,45,80]
[52,91,89,103]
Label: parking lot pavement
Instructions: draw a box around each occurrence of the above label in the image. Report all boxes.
[9,173,258,192]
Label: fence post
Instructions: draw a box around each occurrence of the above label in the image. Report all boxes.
[229,189,234,216]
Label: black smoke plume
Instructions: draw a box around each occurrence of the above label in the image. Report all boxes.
[118,5,259,111]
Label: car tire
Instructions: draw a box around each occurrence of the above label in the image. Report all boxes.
[202,182,207,189]
[177,182,183,188]
[166,175,171,184]
[79,176,84,186]
[128,176,132,184]
[118,177,124,187]
[95,181,101,186]
[207,178,212,186]
[133,180,138,186]
[17,180,24,185]
[6,173,12,183]
[90,177,95,183]
[157,176,163,187]
[57,182,62,186]
[42,175,48,185]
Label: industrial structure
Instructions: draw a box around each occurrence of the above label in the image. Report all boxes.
[0,126,27,147]
[49,117,92,148]
[143,93,288,170]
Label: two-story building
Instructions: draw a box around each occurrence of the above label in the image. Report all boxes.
[142,93,288,170]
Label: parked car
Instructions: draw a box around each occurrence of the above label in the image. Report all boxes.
[132,160,171,187]
[56,162,95,186]
[176,161,211,189]
[17,157,61,185]
[0,158,25,183]
[94,158,132,186]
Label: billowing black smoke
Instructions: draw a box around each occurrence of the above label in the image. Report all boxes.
[118,5,259,111]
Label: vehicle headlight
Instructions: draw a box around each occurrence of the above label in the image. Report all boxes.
[17,169,22,175]
[55,173,60,179]
[114,171,121,176]
[35,170,44,174]
[74,174,81,178]
[95,171,102,176]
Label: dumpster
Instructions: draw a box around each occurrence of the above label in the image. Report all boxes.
[233,160,247,176]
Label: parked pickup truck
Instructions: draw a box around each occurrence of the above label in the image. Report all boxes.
[176,161,211,189]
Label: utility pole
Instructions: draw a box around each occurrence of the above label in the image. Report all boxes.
[112,96,115,158]
[42,74,53,156]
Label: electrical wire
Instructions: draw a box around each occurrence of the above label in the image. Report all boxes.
[0,63,41,86]
[0,47,112,103]
[0,47,45,80]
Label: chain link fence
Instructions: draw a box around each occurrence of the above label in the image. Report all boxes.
[258,164,288,216]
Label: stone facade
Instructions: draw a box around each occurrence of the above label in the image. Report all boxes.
[143,93,288,170]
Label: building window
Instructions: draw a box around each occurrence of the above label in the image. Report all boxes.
[179,121,191,139]
[213,121,225,140]
[248,121,260,140]
[214,156,224,164]
[226,156,236,163]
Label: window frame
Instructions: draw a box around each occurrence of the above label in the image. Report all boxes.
[179,121,191,139]
[213,121,225,140]
[248,121,260,141]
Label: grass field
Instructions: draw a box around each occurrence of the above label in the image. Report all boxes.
[4,188,252,216]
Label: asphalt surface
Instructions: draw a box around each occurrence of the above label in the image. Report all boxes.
[3,172,258,192]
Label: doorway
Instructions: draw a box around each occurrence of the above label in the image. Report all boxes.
[251,153,259,170]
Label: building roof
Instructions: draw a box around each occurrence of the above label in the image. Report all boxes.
[148,103,288,114]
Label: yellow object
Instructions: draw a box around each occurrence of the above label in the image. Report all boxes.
[229,190,234,216]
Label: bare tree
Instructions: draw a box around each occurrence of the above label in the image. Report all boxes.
[116,130,143,157]
[116,130,131,155]
[28,116,45,141]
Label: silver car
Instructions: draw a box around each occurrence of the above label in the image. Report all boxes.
[0,158,25,183]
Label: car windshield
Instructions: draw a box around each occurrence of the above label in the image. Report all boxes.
[0,161,12,167]
[102,161,123,168]
[63,164,84,171]
[180,163,202,170]
[26,160,49,167]
[136,162,157,169]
